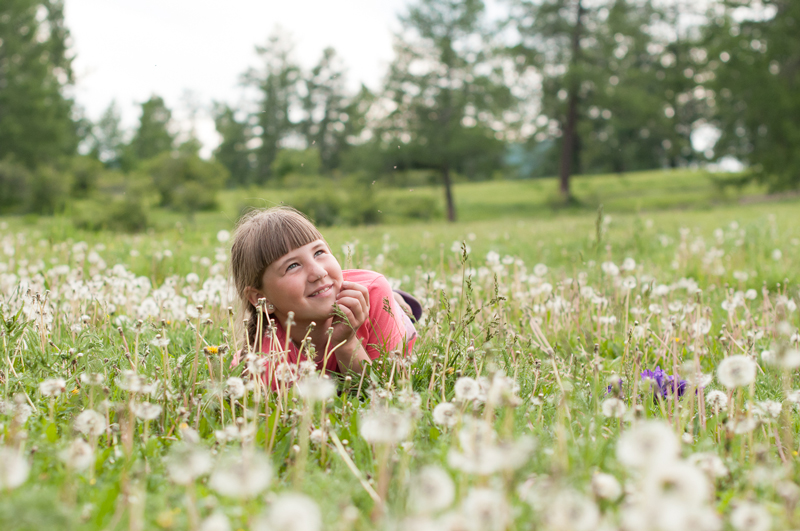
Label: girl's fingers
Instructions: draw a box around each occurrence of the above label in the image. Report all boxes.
[335,296,367,327]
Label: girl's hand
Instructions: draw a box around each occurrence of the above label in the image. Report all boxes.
[330,281,369,345]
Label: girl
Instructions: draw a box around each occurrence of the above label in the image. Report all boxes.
[230,207,416,386]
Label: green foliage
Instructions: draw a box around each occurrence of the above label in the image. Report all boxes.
[270,148,322,180]
[245,31,301,184]
[26,165,70,215]
[84,100,125,168]
[706,1,800,190]
[71,194,149,232]
[213,104,253,186]
[124,95,175,170]
[145,152,228,212]
[0,158,31,213]
[0,0,77,168]
[66,156,105,198]
[382,0,513,221]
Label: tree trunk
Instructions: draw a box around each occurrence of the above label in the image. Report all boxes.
[442,164,457,222]
[559,0,585,202]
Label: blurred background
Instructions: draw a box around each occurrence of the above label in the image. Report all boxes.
[0,0,796,230]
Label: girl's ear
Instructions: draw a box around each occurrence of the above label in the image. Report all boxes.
[243,286,267,309]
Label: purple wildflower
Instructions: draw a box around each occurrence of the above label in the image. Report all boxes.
[641,366,687,401]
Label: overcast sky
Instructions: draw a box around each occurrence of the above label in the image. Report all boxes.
[64,0,409,155]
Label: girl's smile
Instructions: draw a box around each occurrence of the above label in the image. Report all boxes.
[250,239,344,326]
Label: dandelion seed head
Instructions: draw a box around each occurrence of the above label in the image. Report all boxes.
[706,390,728,411]
[225,377,245,399]
[39,378,66,397]
[61,438,94,471]
[208,451,271,499]
[131,401,162,421]
[432,402,458,428]
[255,492,321,531]
[730,502,771,531]
[460,488,509,531]
[200,512,231,531]
[74,410,106,437]
[295,375,336,403]
[0,447,30,490]
[716,355,757,388]
[359,408,411,444]
[617,421,679,469]
[166,444,213,485]
[546,490,600,531]
[591,472,621,500]
[601,398,627,418]
[454,377,480,402]
[409,466,455,514]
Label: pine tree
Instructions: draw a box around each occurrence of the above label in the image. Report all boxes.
[383,0,513,221]
[0,0,77,167]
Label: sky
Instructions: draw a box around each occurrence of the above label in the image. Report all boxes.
[64,0,409,156]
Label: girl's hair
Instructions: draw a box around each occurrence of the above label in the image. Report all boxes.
[230,206,324,346]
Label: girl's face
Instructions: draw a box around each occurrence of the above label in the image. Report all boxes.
[256,239,343,325]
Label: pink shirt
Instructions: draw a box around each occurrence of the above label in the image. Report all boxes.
[238,269,416,387]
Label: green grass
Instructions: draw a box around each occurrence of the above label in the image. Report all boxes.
[1,169,799,530]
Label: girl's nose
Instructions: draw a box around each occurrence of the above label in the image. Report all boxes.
[309,264,327,282]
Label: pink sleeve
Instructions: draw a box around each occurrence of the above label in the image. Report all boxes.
[358,274,415,360]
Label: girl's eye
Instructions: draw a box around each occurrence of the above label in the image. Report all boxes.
[314,250,325,257]
[286,262,299,272]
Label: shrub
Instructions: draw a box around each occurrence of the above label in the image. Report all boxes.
[0,159,31,214]
[72,194,148,233]
[146,152,228,212]
[27,165,71,215]
[271,149,321,180]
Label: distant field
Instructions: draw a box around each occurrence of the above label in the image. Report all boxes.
[218,168,774,224]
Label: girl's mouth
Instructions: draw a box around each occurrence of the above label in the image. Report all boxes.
[308,284,334,298]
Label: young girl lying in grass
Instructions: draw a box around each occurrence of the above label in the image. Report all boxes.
[229,206,417,388]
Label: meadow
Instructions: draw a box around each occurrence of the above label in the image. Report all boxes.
[1,170,799,530]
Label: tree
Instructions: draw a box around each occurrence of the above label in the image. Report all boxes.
[86,100,125,168]
[383,0,513,221]
[0,0,77,167]
[298,47,352,172]
[508,0,710,193]
[124,95,175,169]
[706,0,800,190]
[245,31,300,185]
[213,104,253,186]
[146,152,228,213]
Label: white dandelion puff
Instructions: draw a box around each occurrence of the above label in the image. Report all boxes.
[408,466,455,514]
[706,390,728,412]
[200,513,231,531]
[601,398,627,418]
[253,492,321,531]
[131,402,162,421]
[166,444,213,485]
[39,378,66,397]
[0,447,30,490]
[617,421,679,469]
[74,410,107,437]
[225,377,245,399]
[208,451,272,499]
[61,439,94,472]
[360,408,411,444]
[591,472,622,500]
[295,376,336,403]
[546,490,600,531]
[454,377,480,402]
[716,355,757,388]
[432,402,458,428]
[460,488,509,531]
[730,502,771,531]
